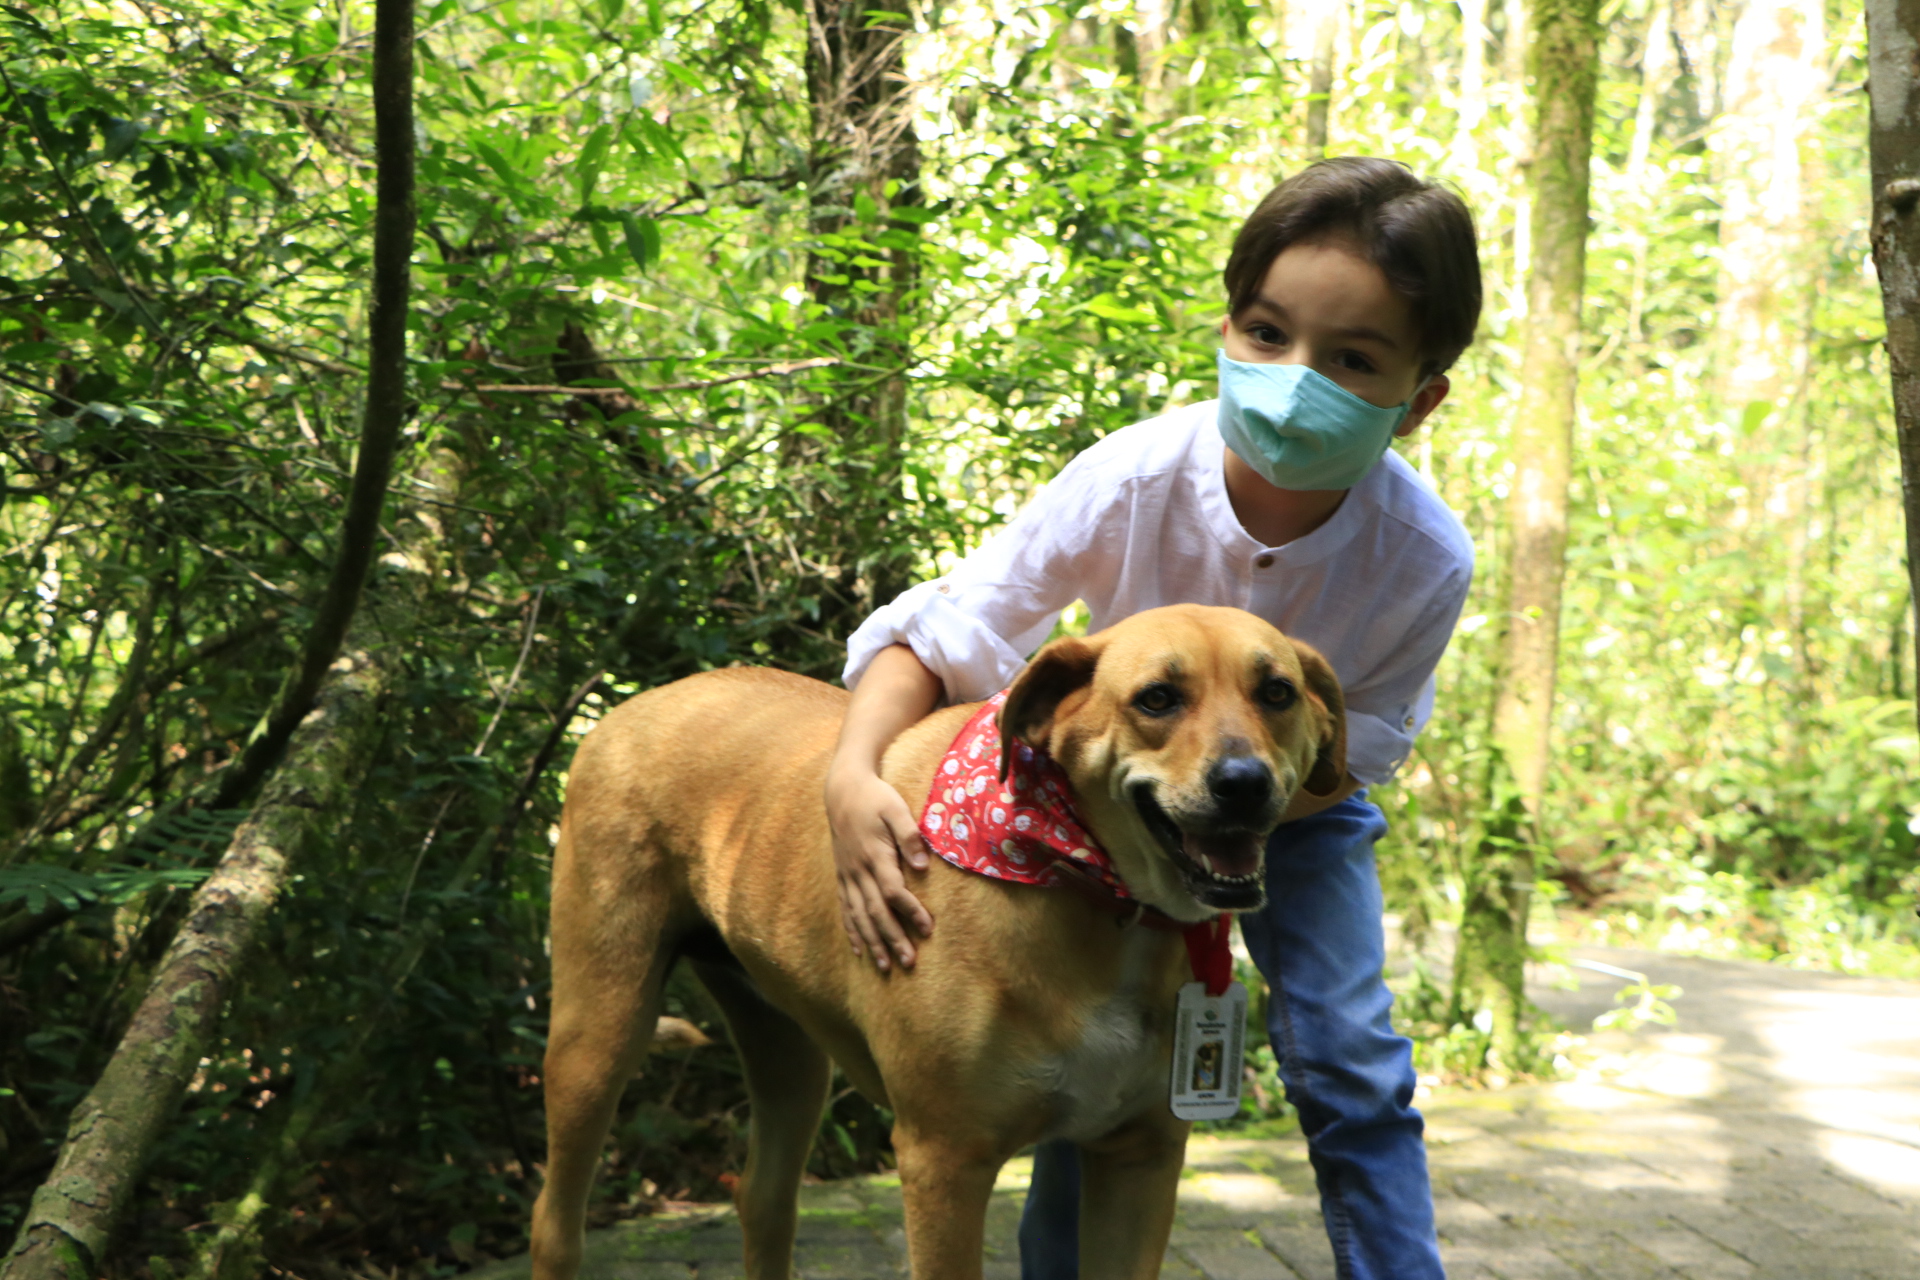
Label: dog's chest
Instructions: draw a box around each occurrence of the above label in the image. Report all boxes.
[1028,933,1179,1143]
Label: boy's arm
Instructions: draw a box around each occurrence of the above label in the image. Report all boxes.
[1279,772,1364,824]
[825,643,944,972]
[831,448,1129,971]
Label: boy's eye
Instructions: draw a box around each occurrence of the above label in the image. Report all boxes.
[1133,683,1182,716]
[1334,350,1377,374]
[1248,324,1285,346]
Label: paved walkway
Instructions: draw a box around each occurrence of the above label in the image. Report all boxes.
[474,947,1920,1278]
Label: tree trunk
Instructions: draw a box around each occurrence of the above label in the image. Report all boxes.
[799,0,922,628]
[1714,0,1824,431]
[1453,0,1490,172]
[1304,0,1338,153]
[1133,0,1172,111]
[1718,0,1825,724]
[1866,0,1920,725]
[0,651,391,1280]
[1455,0,1600,1077]
[0,3,416,1271]
[1672,0,1722,127]
[1502,0,1527,86]
[1625,0,1675,188]
[1623,0,1675,343]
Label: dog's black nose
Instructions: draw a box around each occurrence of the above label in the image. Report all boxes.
[1207,755,1273,813]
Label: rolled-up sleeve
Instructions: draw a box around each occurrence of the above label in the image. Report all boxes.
[1338,566,1471,784]
[843,455,1117,700]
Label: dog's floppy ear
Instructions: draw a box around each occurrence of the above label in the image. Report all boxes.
[998,635,1100,781]
[1291,641,1347,796]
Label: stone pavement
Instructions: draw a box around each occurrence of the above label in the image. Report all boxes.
[473,947,1920,1278]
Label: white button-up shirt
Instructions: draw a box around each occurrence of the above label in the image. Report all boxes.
[844,401,1475,784]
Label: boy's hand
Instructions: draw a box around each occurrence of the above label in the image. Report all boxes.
[826,766,934,973]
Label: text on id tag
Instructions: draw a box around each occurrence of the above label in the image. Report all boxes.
[1169,980,1247,1121]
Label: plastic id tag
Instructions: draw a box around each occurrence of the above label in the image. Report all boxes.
[1169,980,1247,1121]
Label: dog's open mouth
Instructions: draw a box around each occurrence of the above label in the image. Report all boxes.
[1131,785,1266,909]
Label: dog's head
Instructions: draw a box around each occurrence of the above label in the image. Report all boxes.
[997,604,1345,922]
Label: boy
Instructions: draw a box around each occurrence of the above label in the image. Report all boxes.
[826,157,1479,1280]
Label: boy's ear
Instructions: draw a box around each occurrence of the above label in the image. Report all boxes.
[1396,373,1451,437]
[1290,640,1348,796]
[998,636,1102,781]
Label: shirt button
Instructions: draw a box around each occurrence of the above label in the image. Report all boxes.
[1254,554,1274,569]
[1404,716,1416,729]
[937,583,951,594]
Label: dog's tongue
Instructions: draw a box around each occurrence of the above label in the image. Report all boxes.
[1183,831,1263,879]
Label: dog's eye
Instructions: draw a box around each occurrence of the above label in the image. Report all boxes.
[1133,683,1181,716]
[1258,676,1297,710]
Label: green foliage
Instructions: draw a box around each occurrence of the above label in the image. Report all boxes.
[1591,978,1682,1034]
[0,859,211,916]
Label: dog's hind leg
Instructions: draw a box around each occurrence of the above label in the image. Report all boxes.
[530,821,676,1280]
[694,960,832,1280]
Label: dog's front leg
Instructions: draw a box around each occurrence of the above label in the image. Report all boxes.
[1075,1113,1191,1280]
[892,1123,1004,1280]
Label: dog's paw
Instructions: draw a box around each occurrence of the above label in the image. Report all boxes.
[648,1015,714,1052]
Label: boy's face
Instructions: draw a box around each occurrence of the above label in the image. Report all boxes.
[1219,235,1449,437]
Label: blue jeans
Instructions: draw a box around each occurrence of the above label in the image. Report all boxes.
[1017,794,1444,1280]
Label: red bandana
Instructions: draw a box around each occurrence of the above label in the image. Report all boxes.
[919,692,1235,995]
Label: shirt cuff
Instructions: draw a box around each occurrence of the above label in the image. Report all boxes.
[1345,710,1413,786]
[842,582,1042,704]
[1344,675,1436,785]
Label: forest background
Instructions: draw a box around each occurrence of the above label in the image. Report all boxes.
[2,0,1917,1276]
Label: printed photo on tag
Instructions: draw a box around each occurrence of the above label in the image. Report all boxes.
[1169,980,1247,1122]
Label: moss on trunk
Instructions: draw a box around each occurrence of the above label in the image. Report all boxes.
[1454,0,1600,1076]
[1865,0,1920,729]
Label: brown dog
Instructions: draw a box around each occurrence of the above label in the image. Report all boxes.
[531,604,1345,1280]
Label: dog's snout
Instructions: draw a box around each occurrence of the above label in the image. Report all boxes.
[1206,755,1273,813]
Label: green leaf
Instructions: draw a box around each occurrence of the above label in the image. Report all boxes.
[661,61,703,92]
[621,212,661,270]
[470,140,521,190]
[1084,295,1156,325]
[102,117,144,161]
[575,124,612,204]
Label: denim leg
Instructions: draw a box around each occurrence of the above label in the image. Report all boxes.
[1240,793,1444,1280]
[1017,1138,1081,1280]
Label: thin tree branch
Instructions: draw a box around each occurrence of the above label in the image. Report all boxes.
[452,356,842,398]
[209,0,417,814]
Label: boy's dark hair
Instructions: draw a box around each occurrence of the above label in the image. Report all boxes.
[1223,157,1482,375]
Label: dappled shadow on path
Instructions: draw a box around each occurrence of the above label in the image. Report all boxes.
[464,948,1920,1279]
[1415,947,1920,1279]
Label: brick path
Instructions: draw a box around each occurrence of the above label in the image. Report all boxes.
[474,947,1920,1278]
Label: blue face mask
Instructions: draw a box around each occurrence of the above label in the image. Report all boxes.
[1215,350,1417,491]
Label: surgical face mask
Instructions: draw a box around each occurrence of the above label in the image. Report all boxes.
[1215,349,1420,491]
